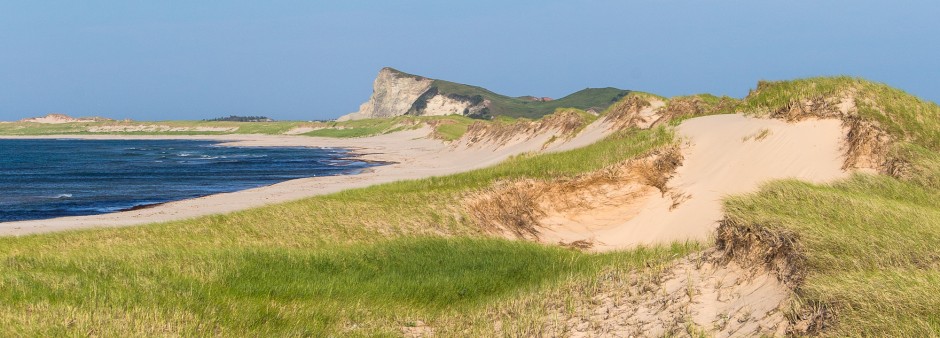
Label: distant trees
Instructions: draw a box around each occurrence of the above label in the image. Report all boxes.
[203,115,273,122]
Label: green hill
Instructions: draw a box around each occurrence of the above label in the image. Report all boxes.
[392,68,630,119]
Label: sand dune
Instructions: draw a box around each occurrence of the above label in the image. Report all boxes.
[20,114,98,124]
[537,114,850,250]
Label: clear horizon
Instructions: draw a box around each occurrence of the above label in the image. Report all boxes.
[1,1,938,121]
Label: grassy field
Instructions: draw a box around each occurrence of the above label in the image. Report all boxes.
[0,124,693,336]
[720,77,940,336]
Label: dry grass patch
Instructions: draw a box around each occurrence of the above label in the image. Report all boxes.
[458,109,595,147]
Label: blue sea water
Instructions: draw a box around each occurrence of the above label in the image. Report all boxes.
[0,139,381,222]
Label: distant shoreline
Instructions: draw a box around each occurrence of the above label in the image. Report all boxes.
[0,116,618,236]
[1,137,384,223]
[0,131,445,235]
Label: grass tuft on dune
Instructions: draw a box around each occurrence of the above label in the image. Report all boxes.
[719,77,940,336]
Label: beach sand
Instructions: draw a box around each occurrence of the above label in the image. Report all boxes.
[0,122,615,236]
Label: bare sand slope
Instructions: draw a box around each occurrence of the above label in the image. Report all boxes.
[549,97,665,153]
[547,118,614,152]
[543,250,791,337]
[539,114,850,250]
[0,121,613,236]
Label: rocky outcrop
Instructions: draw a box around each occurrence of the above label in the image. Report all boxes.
[338,68,434,121]
[408,87,491,118]
[420,94,470,116]
[338,68,491,121]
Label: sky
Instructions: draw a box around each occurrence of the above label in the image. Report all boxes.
[1,1,938,121]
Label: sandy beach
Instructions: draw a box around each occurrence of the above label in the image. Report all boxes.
[0,122,615,236]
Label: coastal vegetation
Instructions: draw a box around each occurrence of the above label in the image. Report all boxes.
[715,77,940,336]
[1,77,939,335]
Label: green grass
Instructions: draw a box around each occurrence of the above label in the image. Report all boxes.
[425,115,477,141]
[432,122,469,141]
[302,118,409,138]
[0,126,686,336]
[724,174,940,336]
[302,115,477,140]
[0,233,691,336]
[739,76,940,149]
[721,77,940,336]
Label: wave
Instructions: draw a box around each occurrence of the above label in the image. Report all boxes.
[227,154,268,159]
[52,194,73,199]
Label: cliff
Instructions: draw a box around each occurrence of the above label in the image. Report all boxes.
[338,68,434,121]
[338,67,629,121]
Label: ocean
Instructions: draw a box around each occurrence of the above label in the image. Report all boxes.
[0,139,380,222]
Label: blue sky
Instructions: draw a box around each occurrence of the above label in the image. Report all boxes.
[1,1,938,121]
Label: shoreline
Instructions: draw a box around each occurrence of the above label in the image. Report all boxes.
[0,130,448,235]
[0,126,581,236]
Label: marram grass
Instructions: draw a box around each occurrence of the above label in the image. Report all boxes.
[722,76,940,336]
